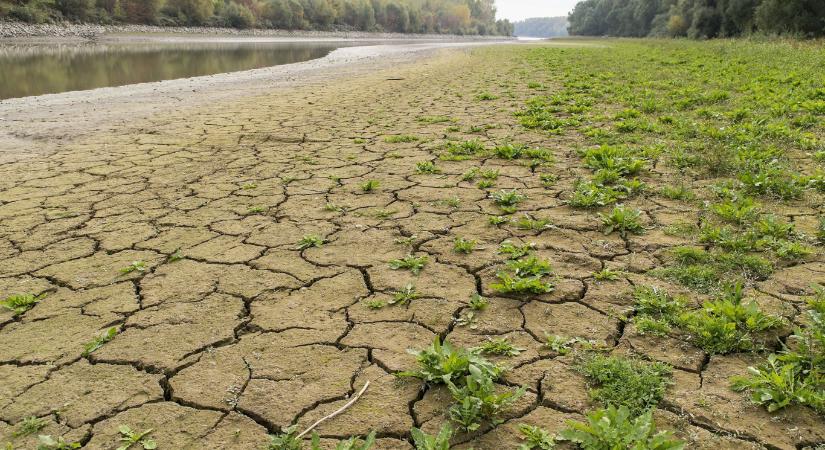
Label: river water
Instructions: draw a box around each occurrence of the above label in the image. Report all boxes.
[0,40,364,100]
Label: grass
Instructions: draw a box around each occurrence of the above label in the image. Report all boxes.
[491,189,525,214]
[578,354,672,416]
[1,293,43,316]
[12,416,47,437]
[296,235,323,250]
[415,161,441,174]
[82,327,118,357]
[360,180,380,192]
[384,134,419,143]
[389,255,428,275]
[599,205,644,237]
[473,337,525,357]
[453,237,477,254]
[119,261,147,275]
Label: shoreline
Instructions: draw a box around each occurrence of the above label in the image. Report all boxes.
[0,21,513,42]
[0,40,510,161]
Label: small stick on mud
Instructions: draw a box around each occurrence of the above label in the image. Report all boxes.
[296,380,370,439]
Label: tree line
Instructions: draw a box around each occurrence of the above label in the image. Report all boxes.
[0,0,514,35]
[567,0,825,38]
[513,16,568,38]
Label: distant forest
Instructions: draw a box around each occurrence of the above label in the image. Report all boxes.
[513,16,567,38]
[0,0,514,35]
[568,0,825,38]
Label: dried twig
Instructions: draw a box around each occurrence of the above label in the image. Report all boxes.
[296,380,370,439]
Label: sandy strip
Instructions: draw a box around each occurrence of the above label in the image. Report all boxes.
[0,39,506,159]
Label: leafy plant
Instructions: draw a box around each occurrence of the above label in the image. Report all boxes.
[389,255,428,275]
[518,424,556,450]
[578,355,672,416]
[296,235,323,250]
[36,435,81,450]
[268,425,301,450]
[398,338,502,385]
[489,215,510,226]
[559,406,685,450]
[599,206,644,237]
[593,268,621,281]
[453,237,477,254]
[446,365,526,431]
[361,180,380,192]
[416,161,441,174]
[474,337,525,357]
[468,293,488,310]
[491,189,525,214]
[119,261,147,275]
[492,256,555,295]
[410,424,452,450]
[117,425,156,450]
[391,283,420,306]
[498,241,534,259]
[1,293,43,315]
[310,432,376,450]
[385,135,419,143]
[82,327,118,357]
[13,416,46,437]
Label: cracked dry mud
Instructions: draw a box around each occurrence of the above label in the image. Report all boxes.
[1,44,823,450]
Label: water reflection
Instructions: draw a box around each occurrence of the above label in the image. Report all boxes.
[0,41,346,100]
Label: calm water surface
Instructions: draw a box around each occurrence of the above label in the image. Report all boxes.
[0,41,353,100]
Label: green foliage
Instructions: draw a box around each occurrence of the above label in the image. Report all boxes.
[13,417,46,438]
[416,161,441,174]
[410,424,452,450]
[36,435,81,450]
[385,135,419,143]
[599,205,644,237]
[117,425,156,450]
[1,293,43,316]
[660,184,695,201]
[731,287,825,414]
[498,241,534,259]
[446,365,526,431]
[559,406,685,450]
[468,293,488,311]
[267,425,301,450]
[360,180,380,192]
[296,235,323,250]
[119,261,147,275]
[492,256,555,295]
[389,255,428,275]
[391,283,420,306]
[474,337,525,357]
[517,424,557,449]
[491,189,525,214]
[593,268,621,281]
[82,327,118,357]
[578,355,672,416]
[310,432,375,450]
[398,337,502,385]
[453,237,477,254]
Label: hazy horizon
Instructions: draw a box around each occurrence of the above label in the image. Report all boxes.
[495,0,579,22]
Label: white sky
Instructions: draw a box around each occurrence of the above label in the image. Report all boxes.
[495,0,579,21]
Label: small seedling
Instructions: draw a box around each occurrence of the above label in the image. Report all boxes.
[296,235,323,250]
[391,283,420,306]
[268,425,301,450]
[82,327,118,357]
[361,180,380,192]
[477,179,495,189]
[491,189,525,214]
[37,435,81,450]
[489,215,510,226]
[384,135,419,143]
[116,425,156,450]
[539,173,558,187]
[453,237,477,254]
[310,431,376,450]
[1,293,43,316]
[593,268,621,281]
[498,241,534,259]
[474,337,525,357]
[13,416,46,437]
[119,261,147,276]
[389,255,428,275]
[324,203,345,213]
[394,235,417,247]
[462,167,480,181]
[469,293,488,310]
[167,248,184,262]
[475,92,499,101]
[416,161,441,174]
[365,299,385,310]
[241,182,258,190]
[247,206,266,215]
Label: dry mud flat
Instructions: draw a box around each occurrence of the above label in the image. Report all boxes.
[0,42,823,449]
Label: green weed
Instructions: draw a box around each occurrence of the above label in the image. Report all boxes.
[36,435,81,450]
[296,235,323,250]
[360,180,380,192]
[391,283,420,306]
[578,355,672,416]
[559,406,684,450]
[474,338,525,357]
[389,255,428,275]
[468,293,489,311]
[116,425,156,450]
[1,293,43,316]
[517,424,556,449]
[599,205,644,237]
[82,327,118,357]
[446,365,526,431]
[119,261,147,275]
[453,237,477,254]
[13,417,46,438]
[416,161,441,174]
[491,189,525,214]
[384,135,419,143]
[410,424,452,450]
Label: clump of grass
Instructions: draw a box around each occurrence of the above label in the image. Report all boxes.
[498,240,534,259]
[488,215,510,226]
[558,406,684,450]
[247,206,266,215]
[296,235,323,250]
[515,216,551,231]
[384,134,419,143]
[651,246,773,293]
[12,416,47,437]
[539,173,558,187]
[418,115,453,124]
[360,180,380,192]
[82,327,118,357]
[365,299,385,310]
[241,182,257,190]
[119,261,147,276]
[462,167,479,182]
[491,189,525,214]
[416,161,441,174]
[711,197,759,225]
[1,293,43,316]
[389,255,428,275]
[593,268,621,281]
[473,337,525,357]
[453,237,477,254]
[475,92,499,101]
[732,287,825,414]
[492,256,555,295]
[442,140,485,160]
[577,355,672,416]
[660,184,694,201]
[599,205,644,237]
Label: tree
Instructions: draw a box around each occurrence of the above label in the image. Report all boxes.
[56,0,94,20]
[755,0,825,37]
[166,0,214,24]
[120,0,161,23]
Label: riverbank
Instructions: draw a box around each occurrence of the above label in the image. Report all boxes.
[0,21,513,42]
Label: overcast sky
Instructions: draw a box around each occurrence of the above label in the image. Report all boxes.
[495,0,579,21]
